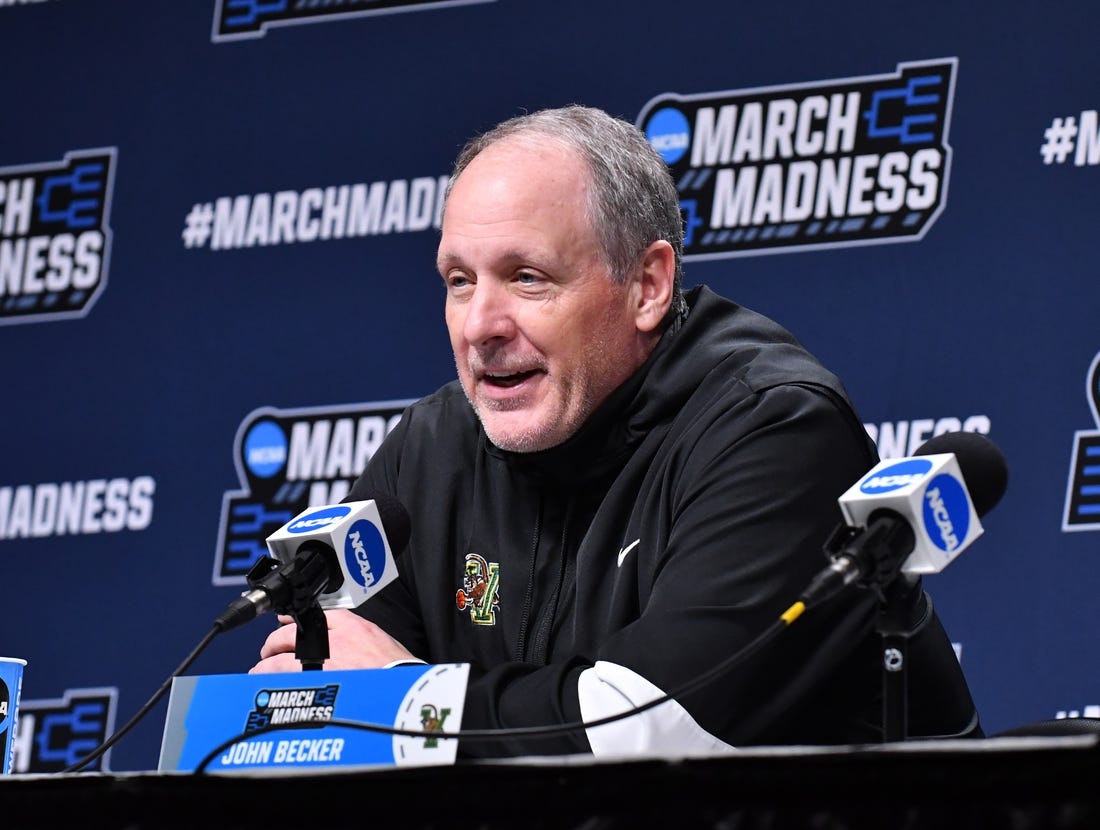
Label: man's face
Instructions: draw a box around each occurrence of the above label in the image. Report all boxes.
[436,138,648,453]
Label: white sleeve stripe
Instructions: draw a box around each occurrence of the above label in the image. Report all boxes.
[577,660,738,758]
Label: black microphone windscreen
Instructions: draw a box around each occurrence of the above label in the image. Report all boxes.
[371,494,412,554]
[914,431,1008,517]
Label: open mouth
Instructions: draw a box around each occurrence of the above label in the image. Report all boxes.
[484,370,539,388]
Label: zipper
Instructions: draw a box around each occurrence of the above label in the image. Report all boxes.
[530,503,572,663]
[512,497,542,661]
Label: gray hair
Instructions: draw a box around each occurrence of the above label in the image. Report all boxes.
[446,105,687,322]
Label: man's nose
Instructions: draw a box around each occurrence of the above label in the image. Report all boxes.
[463,281,516,344]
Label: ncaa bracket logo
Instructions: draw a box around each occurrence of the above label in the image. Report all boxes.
[13,688,117,773]
[0,148,116,326]
[638,58,957,260]
[1063,350,1100,531]
[215,399,413,587]
[213,0,498,42]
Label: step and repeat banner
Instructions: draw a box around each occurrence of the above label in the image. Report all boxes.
[1,0,1097,772]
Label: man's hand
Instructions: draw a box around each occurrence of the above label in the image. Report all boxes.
[249,608,418,673]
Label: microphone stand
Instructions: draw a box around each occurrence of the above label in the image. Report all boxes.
[289,601,329,671]
[245,552,332,671]
[876,577,916,742]
[822,516,916,743]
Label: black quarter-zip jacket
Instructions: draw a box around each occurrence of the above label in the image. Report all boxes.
[347,285,982,758]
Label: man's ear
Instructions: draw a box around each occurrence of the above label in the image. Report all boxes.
[632,240,675,334]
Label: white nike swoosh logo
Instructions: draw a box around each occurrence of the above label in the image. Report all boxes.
[617,539,641,567]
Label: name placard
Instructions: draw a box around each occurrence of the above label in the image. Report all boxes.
[158,663,469,773]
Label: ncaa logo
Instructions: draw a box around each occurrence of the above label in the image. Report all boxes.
[288,505,350,533]
[860,458,933,493]
[243,419,287,479]
[922,473,970,552]
[645,107,691,164]
[344,519,386,589]
[0,676,10,728]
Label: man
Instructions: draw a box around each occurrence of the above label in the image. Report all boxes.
[251,105,982,758]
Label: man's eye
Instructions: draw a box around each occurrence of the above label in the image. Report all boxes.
[516,272,541,285]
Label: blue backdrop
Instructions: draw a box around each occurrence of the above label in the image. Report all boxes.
[2,0,1098,772]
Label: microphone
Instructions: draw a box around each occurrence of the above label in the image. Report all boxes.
[799,431,1008,607]
[215,497,411,632]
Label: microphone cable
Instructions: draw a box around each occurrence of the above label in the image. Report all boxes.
[62,622,225,773]
[61,600,804,775]
[63,518,910,775]
[191,611,805,774]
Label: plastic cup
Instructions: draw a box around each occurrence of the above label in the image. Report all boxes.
[0,657,27,774]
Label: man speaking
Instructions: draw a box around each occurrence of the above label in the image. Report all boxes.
[249,104,982,758]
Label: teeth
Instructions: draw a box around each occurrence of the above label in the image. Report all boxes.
[482,370,530,388]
